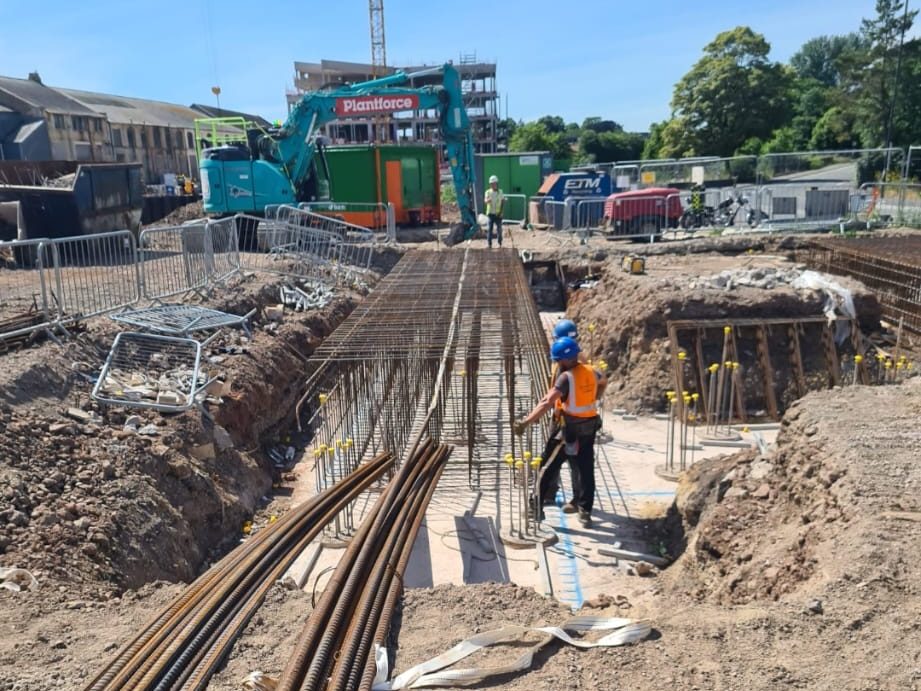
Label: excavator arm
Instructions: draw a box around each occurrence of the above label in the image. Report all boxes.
[200,64,478,242]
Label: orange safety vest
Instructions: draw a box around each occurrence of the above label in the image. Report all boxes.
[559,363,599,418]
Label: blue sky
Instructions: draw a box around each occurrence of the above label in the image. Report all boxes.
[0,0,891,130]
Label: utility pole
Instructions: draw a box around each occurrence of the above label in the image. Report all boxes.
[884,0,911,172]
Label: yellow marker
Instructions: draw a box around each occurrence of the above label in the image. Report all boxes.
[725,360,732,368]
[515,460,524,469]
[885,360,892,369]
[709,363,719,373]
[318,393,328,405]
[530,459,541,469]
[908,362,914,370]
[319,444,328,452]
[336,440,343,449]
[242,521,253,535]
[523,451,532,460]
[269,515,277,524]
[855,354,864,364]
[535,456,543,464]
[665,390,676,397]
[896,361,904,369]
[678,351,687,361]
[691,393,700,401]
[459,370,466,377]
[724,326,731,334]
[588,323,596,333]
[688,413,696,422]
[313,448,322,458]
[742,426,750,433]
[346,438,353,446]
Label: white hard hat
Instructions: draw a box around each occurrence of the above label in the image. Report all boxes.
[489,175,499,184]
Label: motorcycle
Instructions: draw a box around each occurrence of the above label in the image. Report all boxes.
[714,194,764,228]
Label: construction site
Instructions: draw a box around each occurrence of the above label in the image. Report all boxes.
[3,2,921,689]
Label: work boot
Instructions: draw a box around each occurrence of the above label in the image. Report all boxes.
[578,509,592,527]
[562,502,577,514]
[529,496,546,521]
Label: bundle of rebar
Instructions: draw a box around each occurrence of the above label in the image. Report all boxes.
[82,452,394,691]
[276,440,451,691]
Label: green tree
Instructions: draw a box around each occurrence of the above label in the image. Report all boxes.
[642,121,667,159]
[578,130,644,163]
[508,121,571,162]
[662,26,794,157]
[809,106,861,149]
[790,34,865,86]
[581,117,623,134]
[845,0,918,146]
[536,115,566,134]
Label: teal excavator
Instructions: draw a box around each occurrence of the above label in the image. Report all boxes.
[199,63,478,244]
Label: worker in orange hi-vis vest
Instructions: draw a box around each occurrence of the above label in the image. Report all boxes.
[515,335,606,528]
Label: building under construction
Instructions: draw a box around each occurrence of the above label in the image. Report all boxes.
[288,55,499,153]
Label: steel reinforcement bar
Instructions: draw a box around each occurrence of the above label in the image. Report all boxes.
[804,236,921,334]
[294,247,551,489]
[82,452,394,691]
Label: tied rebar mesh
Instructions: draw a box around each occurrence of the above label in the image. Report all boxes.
[295,248,552,500]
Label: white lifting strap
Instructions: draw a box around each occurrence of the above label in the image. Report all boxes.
[373,616,652,690]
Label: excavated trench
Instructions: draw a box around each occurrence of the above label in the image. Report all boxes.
[0,270,391,594]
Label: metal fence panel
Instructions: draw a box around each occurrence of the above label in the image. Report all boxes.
[140,223,210,300]
[41,231,139,326]
[501,194,527,224]
[0,238,52,343]
[205,217,241,284]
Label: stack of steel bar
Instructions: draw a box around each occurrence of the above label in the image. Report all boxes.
[805,236,921,333]
[295,248,551,491]
[82,453,394,691]
[276,440,451,691]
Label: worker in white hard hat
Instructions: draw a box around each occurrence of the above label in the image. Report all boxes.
[484,175,505,248]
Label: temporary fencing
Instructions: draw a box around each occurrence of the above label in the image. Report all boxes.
[0,238,52,344]
[501,194,527,224]
[139,224,210,301]
[0,210,376,347]
[301,201,396,241]
[41,230,140,327]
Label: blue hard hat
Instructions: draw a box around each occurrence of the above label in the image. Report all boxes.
[553,319,578,340]
[550,336,581,362]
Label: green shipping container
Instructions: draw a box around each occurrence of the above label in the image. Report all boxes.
[475,152,553,220]
[320,144,440,227]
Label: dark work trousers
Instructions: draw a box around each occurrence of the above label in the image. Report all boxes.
[487,214,503,247]
[569,431,598,513]
[538,420,566,504]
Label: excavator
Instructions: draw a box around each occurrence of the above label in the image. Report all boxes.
[199,63,478,244]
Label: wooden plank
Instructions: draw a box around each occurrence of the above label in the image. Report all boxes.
[821,324,841,387]
[755,325,780,420]
[667,322,686,419]
[669,315,849,331]
[788,324,807,398]
[694,329,709,418]
[849,319,870,385]
[728,327,748,424]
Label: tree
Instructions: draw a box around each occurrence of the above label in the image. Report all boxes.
[642,121,667,159]
[536,115,566,134]
[508,121,571,162]
[662,26,794,157]
[844,0,918,146]
[791,34,864,86]
[809,106,861,149]
[581,117,623,134]
[578,130,644,163]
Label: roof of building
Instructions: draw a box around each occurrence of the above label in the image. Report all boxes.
[57,87,203,129]
[0,76,97,115]
[189,104,272,129]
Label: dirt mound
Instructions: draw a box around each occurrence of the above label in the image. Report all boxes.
[665,379,921,606]
[567,252,881,413]
[0,276,359,594]
[147,199,205,227]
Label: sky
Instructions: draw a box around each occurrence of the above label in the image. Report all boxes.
[0,0,897,131]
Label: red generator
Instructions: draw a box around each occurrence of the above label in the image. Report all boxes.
[604,187,683,239]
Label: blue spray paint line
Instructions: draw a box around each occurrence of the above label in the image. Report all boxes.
[551,490,584,610]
